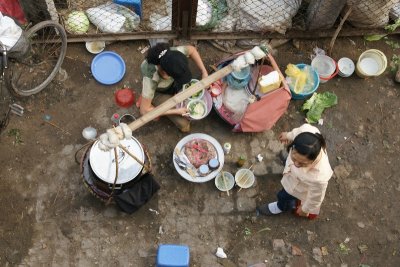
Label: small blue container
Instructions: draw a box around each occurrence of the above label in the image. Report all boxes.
[113,0,142,17]
[226,66,251,89]
[289,64,320,100]
[156,244,190,267]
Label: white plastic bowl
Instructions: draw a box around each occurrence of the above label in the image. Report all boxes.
[215,171,235,191]
[183,79,204,100]
[187,99,207,120]
[235,169,255,189]
[85,41,106,54]
[338,57,355,77]
[311,55,337,83]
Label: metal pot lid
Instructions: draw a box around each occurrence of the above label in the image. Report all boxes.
[89,137,145,184]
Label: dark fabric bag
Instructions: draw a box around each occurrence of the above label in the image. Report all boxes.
[114,173,160,214]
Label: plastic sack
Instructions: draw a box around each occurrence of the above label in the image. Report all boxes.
[0,13,22,50]
[196,0,212,26]
[149,13,172,31]
[86,3,140,33]
[223,85,250,122]
[345,0,397,28]
[236,0,301,34]
[390,2,400,20]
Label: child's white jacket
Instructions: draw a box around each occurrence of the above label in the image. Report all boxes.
[281,124,333,215]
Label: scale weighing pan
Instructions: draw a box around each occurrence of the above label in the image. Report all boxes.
[91,51,126,85]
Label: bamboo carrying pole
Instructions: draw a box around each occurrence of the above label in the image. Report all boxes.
[126,64,234,132]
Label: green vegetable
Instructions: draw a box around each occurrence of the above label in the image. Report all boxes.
[385,18,400,32]
[364,34,387,41]
[302,92,337,123]
[191,89,202,98]
[66,11,90,34]
[385,40,400,49]
[188,101,205,117]
[390,55,400,72]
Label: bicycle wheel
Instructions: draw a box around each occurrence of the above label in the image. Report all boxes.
[8,20,67,97]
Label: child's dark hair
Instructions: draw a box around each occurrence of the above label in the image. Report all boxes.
[146,43,171,65]
[287,132,327,161]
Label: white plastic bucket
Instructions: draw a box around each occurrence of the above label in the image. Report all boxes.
[311,55,338,83]
[356,49,387,78]
[338,57,355,77]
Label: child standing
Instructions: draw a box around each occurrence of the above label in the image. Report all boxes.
[257,123,333,219]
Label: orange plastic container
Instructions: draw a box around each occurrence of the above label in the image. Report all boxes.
[115,88,135,108]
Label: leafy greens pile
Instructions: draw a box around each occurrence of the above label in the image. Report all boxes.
[302,92,338,123]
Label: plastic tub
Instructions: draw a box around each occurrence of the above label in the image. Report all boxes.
[356,49,387,78]
[338,57,355,77]
[289,64,320,100]
[311,55,338,83]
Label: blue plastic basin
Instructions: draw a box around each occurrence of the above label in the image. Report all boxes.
[289,64,320,100]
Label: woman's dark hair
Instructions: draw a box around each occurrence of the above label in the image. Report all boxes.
[287,132,327,161]
[146,43,171,65]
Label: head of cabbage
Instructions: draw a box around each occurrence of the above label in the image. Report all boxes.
[66,11,89,34]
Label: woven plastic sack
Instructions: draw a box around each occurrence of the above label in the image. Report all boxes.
[306,0,346,30]
[390,2,400,20]
[149,14,171,31]
[86,3,140,33]
[196,0,212,26]
[345,0,397,28]
[236,0,301,34]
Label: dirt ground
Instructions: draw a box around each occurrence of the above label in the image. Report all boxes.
[0,36,399,267]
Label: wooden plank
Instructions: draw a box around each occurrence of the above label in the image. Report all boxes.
[127,64,234,132]
[189,28,400,39]
[65,27,400,43]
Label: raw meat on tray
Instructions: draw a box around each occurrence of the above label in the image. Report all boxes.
[184,139,217,168]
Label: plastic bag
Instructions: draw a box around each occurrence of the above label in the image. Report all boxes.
[285,64,315,94]
[285,64,306,94]
[0,12,22,50]
[223,85,250,122]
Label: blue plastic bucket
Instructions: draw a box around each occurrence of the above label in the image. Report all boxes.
[289,64,320,100]
[227,66,251,89]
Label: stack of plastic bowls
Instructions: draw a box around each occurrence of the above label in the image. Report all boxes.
[338,57,355,77]
[226,65,251,89]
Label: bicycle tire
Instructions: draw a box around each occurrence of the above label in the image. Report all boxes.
[8,20,67,97]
